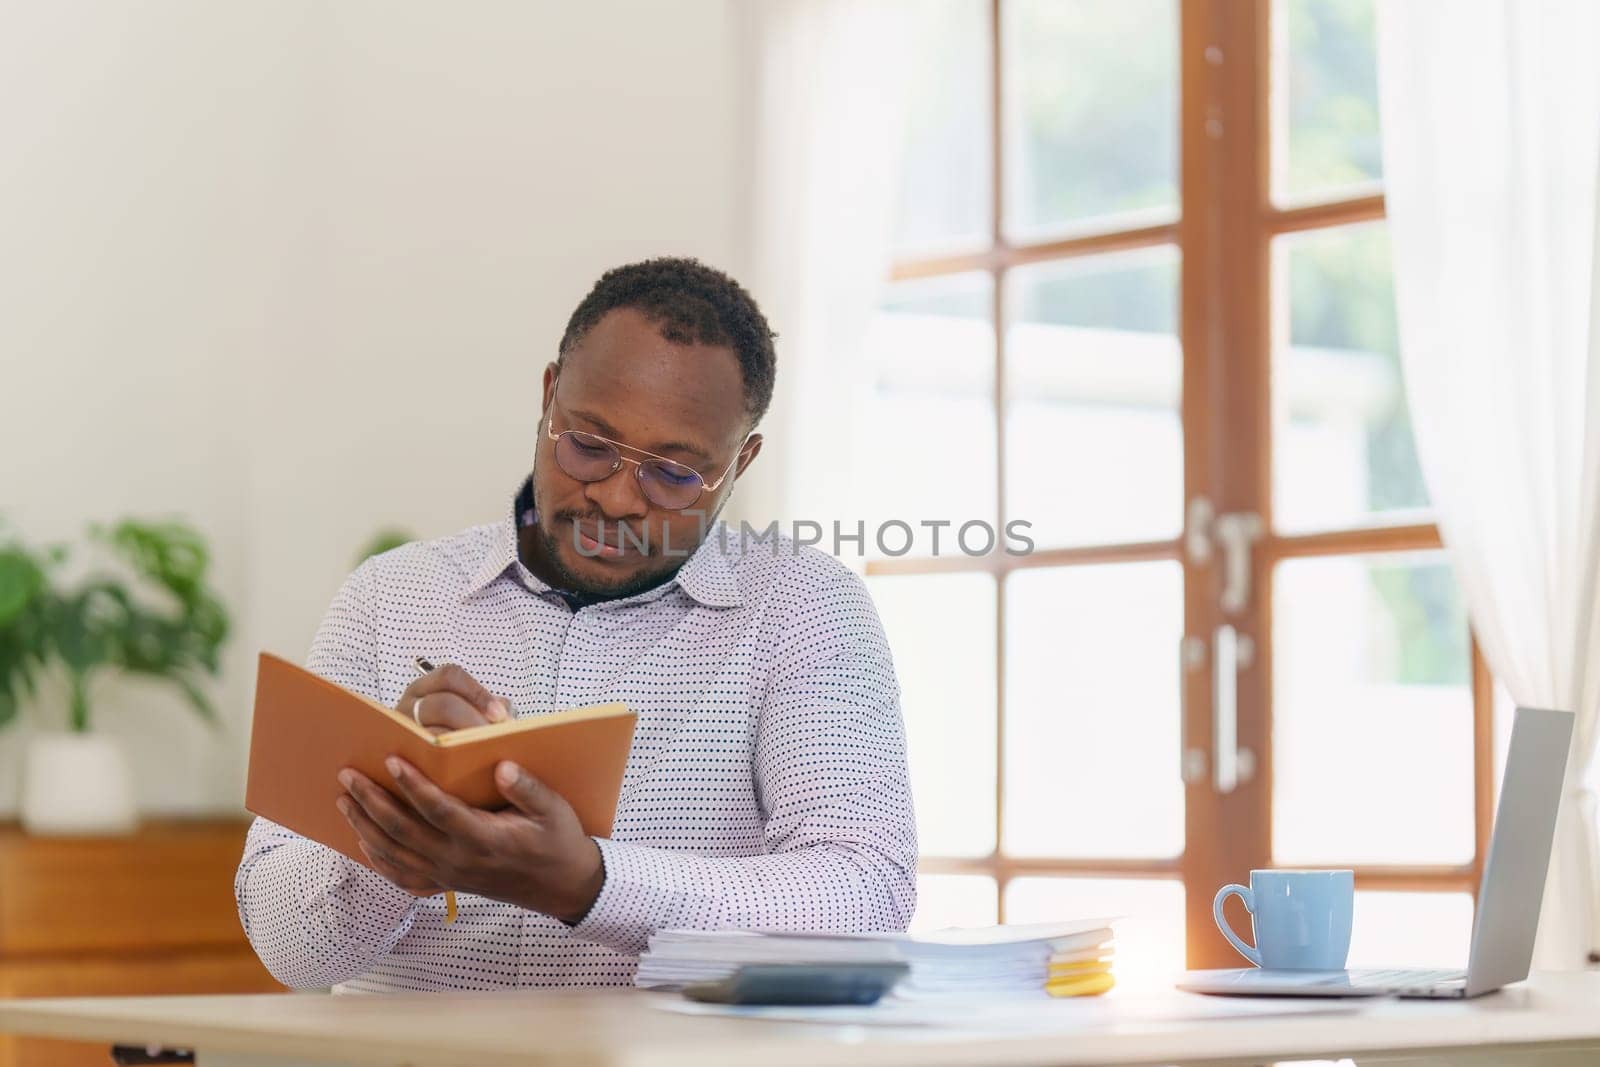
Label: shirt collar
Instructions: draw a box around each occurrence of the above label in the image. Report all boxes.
[461,476,743,609]
[665,523,743,608]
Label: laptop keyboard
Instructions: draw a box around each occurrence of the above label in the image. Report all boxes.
[1342,968,1466,987]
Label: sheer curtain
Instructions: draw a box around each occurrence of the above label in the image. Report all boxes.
[1377,0,1600,969]
[735,0,920,533]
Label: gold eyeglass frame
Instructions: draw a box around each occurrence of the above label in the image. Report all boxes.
[544,414,748,510]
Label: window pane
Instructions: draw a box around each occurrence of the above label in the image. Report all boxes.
[1349,891,1472,969]
[868,572,997,858]
[911,874,999,932]
[1004,562,1184,859]
[895,0,991,257]
[1273,553,1474,865]
[1272,222,1429,532]
[1271,0,1383,204]
[1002,0,1178,240]
[862,273,995,558]
[1006,247,1181,547]
[1006,877,1185,989]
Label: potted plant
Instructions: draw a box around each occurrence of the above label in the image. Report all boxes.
[0,526,58,731]
[1,518,230,835]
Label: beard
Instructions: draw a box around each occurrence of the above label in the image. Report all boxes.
[528,469,732,602]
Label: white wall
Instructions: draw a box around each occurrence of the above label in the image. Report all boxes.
[0,0,747,815]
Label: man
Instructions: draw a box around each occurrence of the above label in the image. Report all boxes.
[235,258,918,992]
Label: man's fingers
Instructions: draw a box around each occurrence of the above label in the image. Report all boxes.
[385,756,479,837]
[339,768,446,852]
[412,691,499,732]
[338,794,436,881]
[405,663,510,723]
[356,841,441,896]
[494,761,564,818]
[436,663,497,710]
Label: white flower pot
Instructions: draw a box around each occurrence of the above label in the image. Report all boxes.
[19,733,139,836]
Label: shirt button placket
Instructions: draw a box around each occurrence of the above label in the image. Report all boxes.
[555,605,594,708]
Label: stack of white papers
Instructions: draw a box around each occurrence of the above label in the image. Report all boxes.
[634,919,1116,999]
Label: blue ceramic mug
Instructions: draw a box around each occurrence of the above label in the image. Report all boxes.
[1213,869,1354,969]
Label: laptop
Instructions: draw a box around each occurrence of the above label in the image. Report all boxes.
[1179,705,1575,999]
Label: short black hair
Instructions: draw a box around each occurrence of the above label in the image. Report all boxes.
[558,257,777,425]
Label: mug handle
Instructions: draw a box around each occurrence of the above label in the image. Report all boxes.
[1212,883,1262,967]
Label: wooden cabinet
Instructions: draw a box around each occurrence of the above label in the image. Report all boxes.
[0,819,285,1067]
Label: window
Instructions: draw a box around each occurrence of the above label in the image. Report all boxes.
[873,0,1493,981]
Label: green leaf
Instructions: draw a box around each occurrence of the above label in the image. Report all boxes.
[0,551,44,624]
[0,528,55,728]
[0,515,230,733]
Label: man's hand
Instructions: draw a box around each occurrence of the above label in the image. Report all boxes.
[401,663,511,735]
[335,757,606,924]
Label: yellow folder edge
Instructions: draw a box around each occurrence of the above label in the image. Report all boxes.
[1045,970,1115,997]
[1047,957,1114,975]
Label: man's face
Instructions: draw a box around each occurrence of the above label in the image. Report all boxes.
[528,307,761,599]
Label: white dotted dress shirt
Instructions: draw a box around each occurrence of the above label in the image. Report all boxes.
[235,479,918,993]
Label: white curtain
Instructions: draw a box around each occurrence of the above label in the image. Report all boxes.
[735,0,920,532]
[1377,0,1600,969]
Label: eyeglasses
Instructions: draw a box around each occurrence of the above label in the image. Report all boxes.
[545,412,745,511]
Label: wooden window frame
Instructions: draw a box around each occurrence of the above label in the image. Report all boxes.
[875,0,1494,962]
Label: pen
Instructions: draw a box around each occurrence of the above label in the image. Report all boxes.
[412,657,458,926]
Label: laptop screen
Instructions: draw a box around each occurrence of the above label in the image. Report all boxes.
[1463,706,1574,995]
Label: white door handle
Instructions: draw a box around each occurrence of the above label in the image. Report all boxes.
[1212,624,1256,794]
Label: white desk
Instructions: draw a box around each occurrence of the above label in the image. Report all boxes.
[1,972,1598,1067]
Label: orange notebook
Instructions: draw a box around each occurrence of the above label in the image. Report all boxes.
[244,652,636,869]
